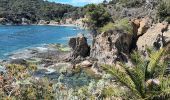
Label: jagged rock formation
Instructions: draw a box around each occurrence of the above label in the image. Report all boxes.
[131,17,153,37]
[163,26,170,46]
[89,17,170,65]
[90,30,132,64]
[137,22,169,50]
[68,34,90,60]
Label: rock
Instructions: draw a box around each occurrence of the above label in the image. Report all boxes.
[76,60,92,68]
[81,60,92,67]
[65,18,73,24]
[74,17,88,29]
[137,23,169,50]
[38,20,49,25]
[163,25,170,46]
[131,17,152,36]
[68,34,90,59]
[146,79,160,87]
[10,59,28,66]
[0,18,8,25]
[90,30,132,64]
[0,17,13,25]
[48,20,59,25]
[91,62,102,75]
[21,18,31,25]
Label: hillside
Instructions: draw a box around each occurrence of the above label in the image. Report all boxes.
[0,0,170,99]
[0,0,78,24]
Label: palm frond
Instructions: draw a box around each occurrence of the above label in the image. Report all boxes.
[161,76,170,91]
[147,49,165,77]
[102,64,142,98]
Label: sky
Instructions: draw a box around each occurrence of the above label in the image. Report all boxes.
[47,0,110,6]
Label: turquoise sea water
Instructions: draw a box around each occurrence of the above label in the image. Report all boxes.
[0,25,89,59]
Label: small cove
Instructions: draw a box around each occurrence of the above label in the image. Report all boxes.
[0,25,96,88]
[0,25,90,59]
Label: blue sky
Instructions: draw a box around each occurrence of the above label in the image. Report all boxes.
[47,0,110,6]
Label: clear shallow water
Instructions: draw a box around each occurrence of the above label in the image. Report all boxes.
[0,25,88,59]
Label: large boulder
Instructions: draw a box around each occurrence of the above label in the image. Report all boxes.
[68,34,90,59]
[90,30,132,64]
[131,17,152,37]
[137,22,169,50]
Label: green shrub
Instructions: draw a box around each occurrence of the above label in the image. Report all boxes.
[100,18,133,34]
[84,4,111,29]
[100,22,115,32]
[118,0,144,7]
[101,87,114,98]
[114,18,133,34]
[157,0,170,23]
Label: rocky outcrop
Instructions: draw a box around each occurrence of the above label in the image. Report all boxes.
[74,17,88,29]
[68,34,90,60]
[38,20,49,25]
[0,18,10,25]
[75,60,92,68]
[131,17,152,37]
[163,26,170,46]
[65,18,73,24]
[21,18,31,25]
[0,17,32,25]
[10,59,28,66]
[90,30,132,64]
[48,20,59,25]
[137,22,169,50]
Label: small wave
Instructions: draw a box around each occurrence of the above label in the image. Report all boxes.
[59,36,76,41]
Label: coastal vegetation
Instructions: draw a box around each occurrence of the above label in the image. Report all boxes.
[103,48,170,99]
[84,4,112,29]
[0,0,77,24]
[157,0,170,23]
[99,18,133,34]
[0,0,170,99]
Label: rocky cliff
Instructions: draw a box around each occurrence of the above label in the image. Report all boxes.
[69,17,170,66]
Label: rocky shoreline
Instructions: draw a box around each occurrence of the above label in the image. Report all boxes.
[1,17,169,87]
[0,17,88,29]
[0,17,169,99]
[0,41,101,88]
